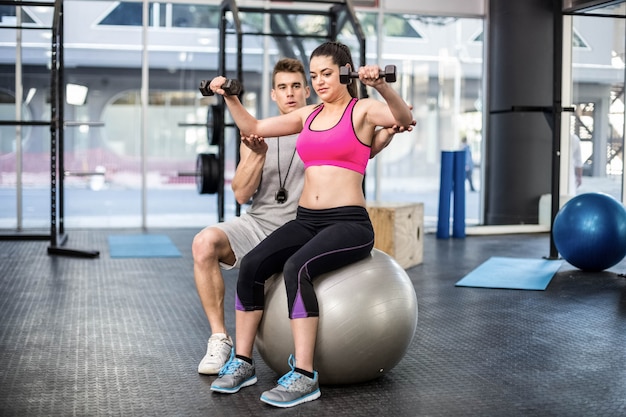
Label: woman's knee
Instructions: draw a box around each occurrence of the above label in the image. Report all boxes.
[236,261,265,311]
[239,248,264,276]
[283,256,306,294]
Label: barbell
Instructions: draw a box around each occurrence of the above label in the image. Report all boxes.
[194,153,220,194]
[196,153,219,194]
[178,153,220,194]
[339,65,397,84]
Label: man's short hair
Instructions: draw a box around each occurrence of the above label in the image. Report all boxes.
[272,58,307,87]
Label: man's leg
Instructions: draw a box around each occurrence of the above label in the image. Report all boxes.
[192,226,236,374]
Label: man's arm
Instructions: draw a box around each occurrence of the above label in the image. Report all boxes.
[370,127,395,158]
[370,118,416,158]
[231,135,268,205]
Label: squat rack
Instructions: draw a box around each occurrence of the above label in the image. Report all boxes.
[212,0,367,221]
[0,0,99,257]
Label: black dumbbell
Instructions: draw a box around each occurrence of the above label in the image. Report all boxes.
[339,65,397,84]
[199,78,243,97]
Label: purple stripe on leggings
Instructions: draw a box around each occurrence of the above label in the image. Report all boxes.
[291,292,308,319]
[292,239,374,318]
[235,292,244,311]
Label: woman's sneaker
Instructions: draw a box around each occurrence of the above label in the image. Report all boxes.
[198,333,233,375]
[210,351,257,394]
[260,355,320,408]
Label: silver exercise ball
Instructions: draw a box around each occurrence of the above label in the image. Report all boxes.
[256,249,418,385]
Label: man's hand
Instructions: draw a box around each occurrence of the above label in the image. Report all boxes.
[241,134,268,155]
[387,119,416,134]
[370,118,416,158]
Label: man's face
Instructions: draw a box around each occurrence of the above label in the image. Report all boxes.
[271,72,310,115]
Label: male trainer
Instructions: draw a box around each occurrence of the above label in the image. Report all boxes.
[193,58,310,374]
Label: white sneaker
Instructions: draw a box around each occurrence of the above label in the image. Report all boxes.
[198,333,233,375]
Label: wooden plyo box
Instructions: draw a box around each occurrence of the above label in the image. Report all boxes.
[366,202,424,269]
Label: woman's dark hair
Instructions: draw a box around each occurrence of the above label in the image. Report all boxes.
[310,41,358,98]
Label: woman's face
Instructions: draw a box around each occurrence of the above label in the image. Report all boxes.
[309,55,345,101]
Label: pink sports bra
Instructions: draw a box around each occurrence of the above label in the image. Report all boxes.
[296,97,370,175]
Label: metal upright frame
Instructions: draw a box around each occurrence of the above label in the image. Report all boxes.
[214,0,367,221]
[0,0,99,257]
[48,0,99,257]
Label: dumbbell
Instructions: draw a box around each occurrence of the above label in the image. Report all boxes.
[199,78,243,97]
[339,65,397,84]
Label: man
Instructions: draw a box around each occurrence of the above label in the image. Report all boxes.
[193,58,310,374]
[461,136,476,192]
[193,58,403,375]
[569,133,583,195]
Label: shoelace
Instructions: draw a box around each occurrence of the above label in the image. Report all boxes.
[277,370,300,387]
[277,354,300,387]
[207,337,226,357]
[217,352,237,377]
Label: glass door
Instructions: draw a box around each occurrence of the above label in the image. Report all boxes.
[568,3,625,203]
[0,4,54,230]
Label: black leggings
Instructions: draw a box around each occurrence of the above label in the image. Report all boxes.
[235,206,374,319]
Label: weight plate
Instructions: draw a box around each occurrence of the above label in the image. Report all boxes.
[196,153,219,194]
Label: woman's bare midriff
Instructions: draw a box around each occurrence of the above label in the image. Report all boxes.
[298,165,366,210]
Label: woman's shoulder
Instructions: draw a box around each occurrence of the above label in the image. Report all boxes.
[297,102,322,113]
[353,97,388,118]
[353,96,376,107]
[287,103,320,120]
[299,103,323,119]
[351,97,378,116]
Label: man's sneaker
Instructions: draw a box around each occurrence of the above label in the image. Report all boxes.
[260,355,320,408]
[198,333,233,375]
[210,351,257,394]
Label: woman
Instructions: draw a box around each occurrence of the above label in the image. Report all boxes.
[209,41,413,408]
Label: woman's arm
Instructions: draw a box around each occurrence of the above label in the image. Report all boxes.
[356,66,413,129]
[209,76,306,137]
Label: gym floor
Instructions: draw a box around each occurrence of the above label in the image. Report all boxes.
[1,229,626,416]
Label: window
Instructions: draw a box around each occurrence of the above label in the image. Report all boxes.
[98,2,220,28]
[0,5,38,25]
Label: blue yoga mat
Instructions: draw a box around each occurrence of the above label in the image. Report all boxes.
[455,256,563,290]
[108,234,182,258]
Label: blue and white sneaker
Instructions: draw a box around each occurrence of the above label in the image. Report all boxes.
[260,355,321,408]
[210,350,257,394]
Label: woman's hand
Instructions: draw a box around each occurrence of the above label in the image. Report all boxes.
[358,65,387,88]
[209,76,229,96]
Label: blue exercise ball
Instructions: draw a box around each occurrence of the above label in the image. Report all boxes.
[553,192,626,271]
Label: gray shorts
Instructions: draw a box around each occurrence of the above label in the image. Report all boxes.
[213,214,269,270]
